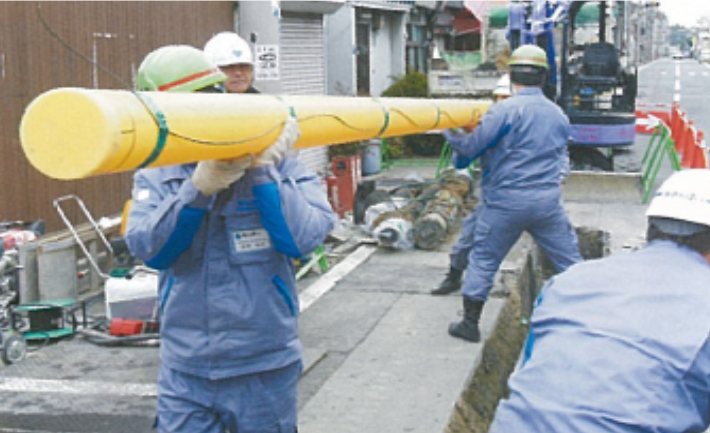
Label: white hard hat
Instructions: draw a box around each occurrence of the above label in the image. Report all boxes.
[204,32,254,67]
[646,169,710,234]
[493,74,512,97]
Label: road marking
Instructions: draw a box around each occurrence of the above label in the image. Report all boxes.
[674,93,682,102]
[0,429,83,433]
[0,377,157,397]
[299,245,377,312]
[676,64,680,77]
[675,80,681,91]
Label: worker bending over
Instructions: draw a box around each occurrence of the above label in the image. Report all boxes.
[491,169,710,432]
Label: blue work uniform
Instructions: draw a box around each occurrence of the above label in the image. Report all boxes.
[448,205,481,271]
[125,158,335,432]
[443,87,581,301]
[491,240,710,432]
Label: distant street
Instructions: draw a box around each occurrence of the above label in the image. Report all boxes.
[638,58,710,137]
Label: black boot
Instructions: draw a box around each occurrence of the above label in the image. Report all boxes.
[431,266,464,296]
[448,298,484,342]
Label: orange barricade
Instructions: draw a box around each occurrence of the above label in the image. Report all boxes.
[635,103,671,134]
[676,121,692,162]
[638,101,706,169]
[688,131,708,169]
[669,103,682,142]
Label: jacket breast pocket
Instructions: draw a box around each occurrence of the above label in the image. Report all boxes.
[221,204,279,265]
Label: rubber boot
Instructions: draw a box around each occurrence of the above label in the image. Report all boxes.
[448,298,484,342]
[431,266,464,296]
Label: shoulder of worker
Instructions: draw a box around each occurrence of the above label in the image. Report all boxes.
[249,156,318,184]
[513,87,545,98]
[556,239,710,286]
[278,156,320,180]
[510,88,567,118]
[134,163,193,185]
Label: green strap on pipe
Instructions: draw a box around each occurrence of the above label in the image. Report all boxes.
[371,98,391,138]
[432,105,442,130]
[272,95,298,119]
[134,92,170,169]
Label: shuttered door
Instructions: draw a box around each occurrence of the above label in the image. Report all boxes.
[281,13,330,175]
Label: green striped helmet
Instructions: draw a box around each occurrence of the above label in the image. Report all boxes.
[136,45,226,92]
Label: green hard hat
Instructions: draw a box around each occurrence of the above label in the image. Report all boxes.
[509,44,549,70]
[136,45,226,92]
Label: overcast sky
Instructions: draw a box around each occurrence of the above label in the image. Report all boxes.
[659,0,710,27]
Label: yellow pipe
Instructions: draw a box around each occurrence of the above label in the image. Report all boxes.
[20,88,490,180]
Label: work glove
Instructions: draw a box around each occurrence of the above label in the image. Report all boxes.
[192,154,253,196]
[252,116,300,168]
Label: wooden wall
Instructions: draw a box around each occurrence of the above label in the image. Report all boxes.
[0,1,234,232]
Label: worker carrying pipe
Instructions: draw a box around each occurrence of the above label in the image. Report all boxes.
[19,73,490,181]
[123,42,336,433]
[441,45,582,343]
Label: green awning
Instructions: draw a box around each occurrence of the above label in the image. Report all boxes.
[489,5,509,28]
[576,2,599,25]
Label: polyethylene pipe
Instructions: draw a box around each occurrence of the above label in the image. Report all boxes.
[20,88,491,180]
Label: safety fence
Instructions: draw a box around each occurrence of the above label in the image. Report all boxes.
[638,102,708,203]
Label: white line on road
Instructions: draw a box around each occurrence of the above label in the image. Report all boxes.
[299,245,377,312]
[0,377,157,397]
[0,429,82,433]
[675,80,681,91]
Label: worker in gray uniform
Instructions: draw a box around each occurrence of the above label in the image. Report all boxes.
[432,74,513,296]
[124,45,335,433]
[491,169,710,432]
[441,45,582,342]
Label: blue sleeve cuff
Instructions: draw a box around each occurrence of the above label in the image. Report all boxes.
[453,151,474,169]
[249,165,280,186]
[253,182,301,258]
[145,206,206,270]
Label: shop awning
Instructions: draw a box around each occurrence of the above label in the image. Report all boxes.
[453,8,481,35]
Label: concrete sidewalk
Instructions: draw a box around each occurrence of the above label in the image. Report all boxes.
[295,166,651,433]
[0,156,661,433]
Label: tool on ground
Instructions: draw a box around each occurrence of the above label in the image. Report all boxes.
[54,195,160,345]
[0,219,46,365]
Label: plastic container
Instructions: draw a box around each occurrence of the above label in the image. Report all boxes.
[104,270,158,321]
[362,140,382,176]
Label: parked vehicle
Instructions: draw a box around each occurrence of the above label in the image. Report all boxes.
[508,0,637,170]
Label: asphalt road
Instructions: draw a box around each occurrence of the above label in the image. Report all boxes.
[638,57,710,137]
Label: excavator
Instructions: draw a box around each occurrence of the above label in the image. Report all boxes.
[508,0,638,170]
